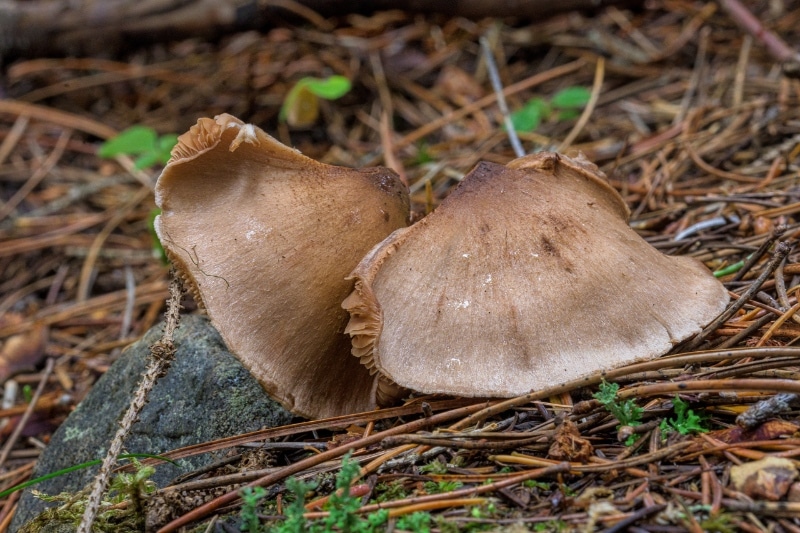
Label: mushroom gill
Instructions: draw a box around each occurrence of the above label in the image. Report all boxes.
[343,152,729,402]
[154,114,409,418]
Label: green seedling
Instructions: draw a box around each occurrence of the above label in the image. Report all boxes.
[510,86,591,132]
[469,501,497,521]
[698,512,737,533]
[418,459,448,475]
[107,459,156,522]
[660,396,709,436]
[98,125,178,170]
[396,511,433,532]
[594,380,643,427]
[274,477,317,533]
[523,480,551,491]
[18,457,163,533]
[279,75,352,127]
[372,480,408,503]
[423,480,463,494]
[320,453,367,532]
[594,380,643,445]
[534,520,569,532]
[239,486,268,532]
[0,453,175,499]
[266,453,388,533]
[414,141,434,165]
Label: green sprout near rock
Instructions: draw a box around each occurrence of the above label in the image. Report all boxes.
[279,75,352,128]
[510,86,591,132]
[17,457,159,533]
[0,453,174,500]
[98,125,178,170]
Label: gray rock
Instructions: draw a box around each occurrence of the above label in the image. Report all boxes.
[11,314,293,531]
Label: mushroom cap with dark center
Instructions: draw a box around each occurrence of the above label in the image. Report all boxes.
[155,114,409,418]
[343,152,729,401]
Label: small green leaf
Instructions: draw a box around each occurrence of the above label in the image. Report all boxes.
[556,109,581,121]
[98,126,157,158]
[551,86,591,109]
[98,126,177,169]
[280,76,352,126]
[133,152,160,170]
[301,75,352,100]
[510,97,547,132]
[415,141,433,165]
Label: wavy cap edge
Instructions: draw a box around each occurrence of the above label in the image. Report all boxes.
[168,113,245,163]
[342,226,417,406]
[508,151,631,221]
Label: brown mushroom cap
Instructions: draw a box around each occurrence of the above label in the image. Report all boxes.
[343,152,729,401]
[155,114,409,418]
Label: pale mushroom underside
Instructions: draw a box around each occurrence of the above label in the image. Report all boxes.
[155,114,409,418]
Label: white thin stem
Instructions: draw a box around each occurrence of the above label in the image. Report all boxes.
[480,37,525,158]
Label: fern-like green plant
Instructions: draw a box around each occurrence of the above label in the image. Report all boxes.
[660,396,709,436]
[266,453,388,533]
[594,380,643,445]
[239,486,268,532]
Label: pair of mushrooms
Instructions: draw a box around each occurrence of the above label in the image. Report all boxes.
[154,114,729,419]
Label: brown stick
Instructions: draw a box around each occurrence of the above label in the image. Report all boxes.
[156,401,492,532]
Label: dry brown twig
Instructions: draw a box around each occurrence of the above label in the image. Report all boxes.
[77,272,184,533]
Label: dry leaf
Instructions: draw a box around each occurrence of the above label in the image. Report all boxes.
[0,322,48,383]
[730,457,798,501]
[788,482,800,502]
[709,420,800,444]
[548,418,594,462]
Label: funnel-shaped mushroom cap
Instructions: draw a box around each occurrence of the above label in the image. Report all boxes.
[343,152,728,400]
[155,114,409,418]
